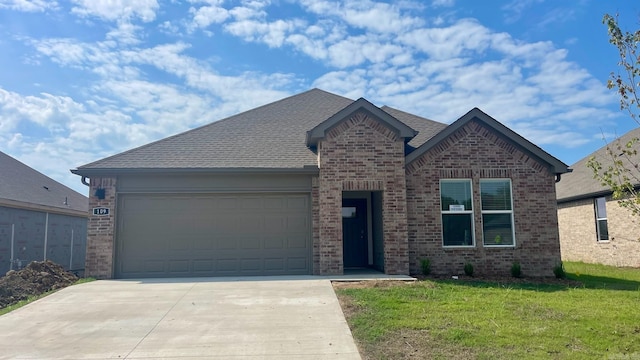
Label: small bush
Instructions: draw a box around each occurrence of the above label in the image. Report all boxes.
[511,262,522,278]
[553,262,566,279]
[420,259,431,276]
[464,263,474,277]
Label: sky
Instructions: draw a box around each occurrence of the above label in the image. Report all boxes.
[0,0,639,196]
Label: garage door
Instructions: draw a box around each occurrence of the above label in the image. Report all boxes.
[115,193,311,278]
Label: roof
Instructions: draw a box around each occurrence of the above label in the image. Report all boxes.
[73,88,447,175]
[556,127,640,202]
[406,108,570,174]
[306,97,418,148]
[0,151,88,215]
[72,89,567,180]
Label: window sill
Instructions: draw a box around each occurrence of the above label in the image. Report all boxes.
[442,245,476,249]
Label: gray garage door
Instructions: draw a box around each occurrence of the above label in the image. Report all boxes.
[115,193,311,278]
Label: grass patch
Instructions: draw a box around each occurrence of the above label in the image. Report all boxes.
[335,262,640,359]
[0,278,95,316]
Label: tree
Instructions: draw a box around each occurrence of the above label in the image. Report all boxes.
[586,14,640,217]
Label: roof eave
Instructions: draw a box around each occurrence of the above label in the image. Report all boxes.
[71,166,320,177]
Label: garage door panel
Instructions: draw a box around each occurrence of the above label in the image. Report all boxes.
[116,193,311,278]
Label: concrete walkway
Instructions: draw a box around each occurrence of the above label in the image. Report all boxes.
[0,277,364,359]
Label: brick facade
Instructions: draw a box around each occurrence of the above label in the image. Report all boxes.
[558,197,640,267]
[85,177,117,279]
[406,120,562,277]
[315,111,409,275]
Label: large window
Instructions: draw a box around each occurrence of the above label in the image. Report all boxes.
[440,180,474,247]
[480,179,515,246]
[594,197,609,241]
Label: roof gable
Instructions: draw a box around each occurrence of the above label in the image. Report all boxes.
[405,108,569,174]
[306,98,418,149]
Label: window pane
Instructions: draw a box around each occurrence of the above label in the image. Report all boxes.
[595,197,607,218]
[597,219,609,241]
[342,207,357,218]
[481,180,512,210]
[482,213,514,246]
[442,214,473,246]
[441,181,472,211]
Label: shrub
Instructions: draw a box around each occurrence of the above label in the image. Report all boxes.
[464,263,474,277]
[553,262,566,279]
[511,262,522,278]
[420,259,431,276]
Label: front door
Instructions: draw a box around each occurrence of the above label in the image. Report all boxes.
[342,198,368,268]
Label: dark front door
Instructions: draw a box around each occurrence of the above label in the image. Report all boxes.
[342,198,368,268]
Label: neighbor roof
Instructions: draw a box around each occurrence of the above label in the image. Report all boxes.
[0,151,88,215]
[556,127,640,202]
[72,88,446,175]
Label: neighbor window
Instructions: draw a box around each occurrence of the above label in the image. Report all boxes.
[594,197,609,241]
[480,179,515,246]
[440,179,474,247]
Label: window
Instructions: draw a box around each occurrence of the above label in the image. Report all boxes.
[594,197,609,241]
[440,180,474,246]
[480,179,515,246]
[342,207,357,218]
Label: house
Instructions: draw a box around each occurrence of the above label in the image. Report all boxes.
[556,128,640,268]
[71,89,569,279]
[0,151,88,275]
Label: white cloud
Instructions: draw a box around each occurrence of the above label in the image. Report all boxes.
[0,0,57,12]
[70,0,159,22]
[188,4,229,30]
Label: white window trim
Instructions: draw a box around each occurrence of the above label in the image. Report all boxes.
[440,179,476,248]
[594,197,609,242]
[480,178,516,248]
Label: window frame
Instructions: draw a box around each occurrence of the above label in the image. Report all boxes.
[480,178,516,248]
[440,179,475,248]
[594,197,609,242]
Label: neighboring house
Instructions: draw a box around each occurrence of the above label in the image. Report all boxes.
[0,151,88,275]
[72,89,569,279]
[556,128,640,268]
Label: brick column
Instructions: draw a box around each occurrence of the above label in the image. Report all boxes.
[85,177,117,279]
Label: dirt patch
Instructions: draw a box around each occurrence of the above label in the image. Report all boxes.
[0,260,79,309]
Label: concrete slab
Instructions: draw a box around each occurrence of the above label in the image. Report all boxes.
[0,277,362,359]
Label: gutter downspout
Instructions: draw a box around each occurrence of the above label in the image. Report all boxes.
[81,176,90,187]
[555,174,562,183]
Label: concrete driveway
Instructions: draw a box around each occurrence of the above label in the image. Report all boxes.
[0,277,361,359]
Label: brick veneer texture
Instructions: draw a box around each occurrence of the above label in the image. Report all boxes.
[406,120,562,277]
[85,177,117,279]
[558,197,640,267]
[316,111,409,275]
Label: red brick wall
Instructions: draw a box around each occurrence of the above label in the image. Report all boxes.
[85,177,117,279]
[406,120,562,277]
[316,111,409,275]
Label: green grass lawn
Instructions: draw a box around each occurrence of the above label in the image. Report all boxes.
[334,262,640,360]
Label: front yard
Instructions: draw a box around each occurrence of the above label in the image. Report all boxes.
[334,262,640,359]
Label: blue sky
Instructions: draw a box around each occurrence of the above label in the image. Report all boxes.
[0,0,639,195]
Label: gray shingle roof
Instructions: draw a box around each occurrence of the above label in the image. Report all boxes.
[556,127,640,202]
[1,151,88,214]
[73,89,448,173]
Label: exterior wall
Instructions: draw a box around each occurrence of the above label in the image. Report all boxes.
[558,197,640,267]
[317,111,409,275]
[85,177,117,279]
[0,206,87,275]
[406,120,562,277]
